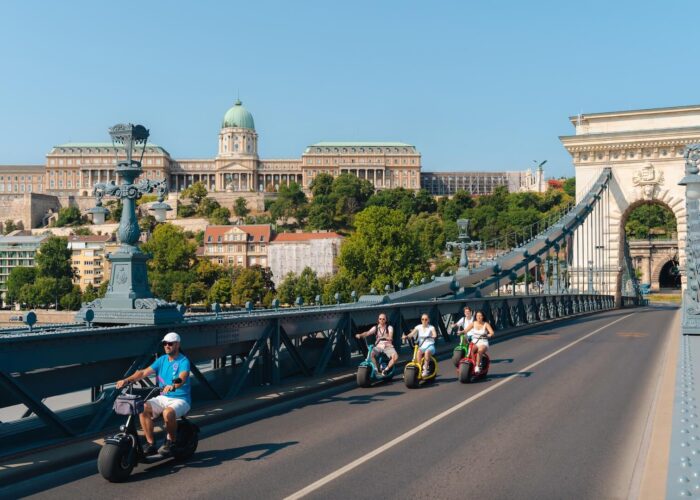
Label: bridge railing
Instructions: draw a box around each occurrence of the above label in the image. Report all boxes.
[0,292,616,458]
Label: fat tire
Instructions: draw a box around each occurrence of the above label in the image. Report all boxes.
[452,349,465,367]
[459,362,473,384]
[357,366,372,388]
[173,432,199,461]
[404,366,419,389]
[97,443,135,482]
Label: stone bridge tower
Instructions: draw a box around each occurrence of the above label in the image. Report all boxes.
[560,105,700,293]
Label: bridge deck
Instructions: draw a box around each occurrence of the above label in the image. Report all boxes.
[1,305,677,499]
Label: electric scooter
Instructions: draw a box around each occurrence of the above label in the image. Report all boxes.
[356,336,396,387]
[97,381,199,482]
[403,337,438,388]
[458,335,491,383]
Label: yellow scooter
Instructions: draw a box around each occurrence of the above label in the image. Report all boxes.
[403,337,438,388]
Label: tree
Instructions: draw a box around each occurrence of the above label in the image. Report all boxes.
[3,220,17,234]
[185,282,209,305]
[177,203,195,218]
[72,226,93,236]
[230,265,275,306]
[6,267,37,304]
[625,203,677,239]
[269,182,308,225]
[277,272,299,305]
[338,206,429,290]
[36,236,74,279]
[59,285,83,310]
[209,206,231,225]
[141,223,196,273]
[197,197,221,218]
[295,267,322,304]
[54,206,82,227]
[407,213,446,260]
[563,178,576,198]
[233,197,250,218]
[309,173,334,197]
[181,182,208,207]
[105,200,122,222]
[83,283,97,303]
[209,278,232,304]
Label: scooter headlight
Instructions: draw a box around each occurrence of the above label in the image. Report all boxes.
[119,425,126,432]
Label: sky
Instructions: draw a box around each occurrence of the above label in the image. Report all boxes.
[0,0,698,178]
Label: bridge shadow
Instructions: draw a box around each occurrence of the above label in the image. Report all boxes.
[130,441,300,480]
[310,390,404,406]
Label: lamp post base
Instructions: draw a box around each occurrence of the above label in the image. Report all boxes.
[76,249,183,325]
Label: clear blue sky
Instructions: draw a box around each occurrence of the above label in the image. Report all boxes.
[1,0,698,178]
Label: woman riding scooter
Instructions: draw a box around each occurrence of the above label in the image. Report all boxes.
[402,314,437,376]
[460,310,495,374]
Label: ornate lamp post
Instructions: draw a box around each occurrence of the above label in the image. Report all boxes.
[77,124,181,325]
[445,219,482,275]
[679,143,700,333]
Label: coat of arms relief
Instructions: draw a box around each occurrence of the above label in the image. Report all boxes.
[632,162,664,200]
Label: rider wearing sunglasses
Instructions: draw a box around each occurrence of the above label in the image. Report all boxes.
[116,332,191,456]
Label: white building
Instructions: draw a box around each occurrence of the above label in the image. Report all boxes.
[269,232,343,284]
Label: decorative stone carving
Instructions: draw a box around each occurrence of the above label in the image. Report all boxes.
[632,162,665,200]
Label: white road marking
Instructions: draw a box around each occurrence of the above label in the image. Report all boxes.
[284,312,634,500]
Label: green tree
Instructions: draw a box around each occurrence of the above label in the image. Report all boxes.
[72,226,93,236]
[269,182,308,225]
[209,206,231,225]
[309,173,334,197]
[185,282,209,305]
[233,197,250,218]
[6,267,37,304]
[407,213,446,260]
[141,223,196,273]
[209,278,233,304]
[197,197,221,218]
[36,236,74,279]
[177,203,196,218]
[82,283,97,303]
[97,280,109,298]
[277,272,299,305]
[295,267,321,304]
[181,181,208,207]
[105,200,122,222]
[59,285,83,310]
[54,206,82,227]
[625,203,677,239]
[338,206,428,290]
[3,220,17,234]
[231,267,266,305]
[563,178,576,198]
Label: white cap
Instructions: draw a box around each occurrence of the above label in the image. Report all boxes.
[162,332,181,343]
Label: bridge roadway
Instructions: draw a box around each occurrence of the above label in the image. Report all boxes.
[4,305,676,499]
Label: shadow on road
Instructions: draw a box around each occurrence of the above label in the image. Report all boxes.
[487,371,532,380]
[130,441,300,481]
[490,358,514,364]
[311,390,404,406]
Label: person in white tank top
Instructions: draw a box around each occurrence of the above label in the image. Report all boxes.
[461,310,495,373]
[402,313,437,375]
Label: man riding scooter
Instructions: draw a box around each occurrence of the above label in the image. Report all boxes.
[355,313,398,376]
[116,332,191,456]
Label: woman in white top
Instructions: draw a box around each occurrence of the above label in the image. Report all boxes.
[461,310,495,374]
[453,306,474,336]
[402,314,437,375]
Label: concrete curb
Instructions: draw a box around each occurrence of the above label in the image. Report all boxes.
[0,306,619,487]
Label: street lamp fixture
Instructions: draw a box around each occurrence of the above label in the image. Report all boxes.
[78,123,181,325]
[445,218,482,275]
[680,144,700,333]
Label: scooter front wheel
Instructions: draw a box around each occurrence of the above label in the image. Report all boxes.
[404,365,420,389]
[98,442,135,482]
[458,361,473,384]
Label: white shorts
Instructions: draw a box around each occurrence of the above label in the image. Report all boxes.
[146,395,191,419]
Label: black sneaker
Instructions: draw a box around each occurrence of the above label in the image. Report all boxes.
[158,439,172,456]
[143,442,158,456]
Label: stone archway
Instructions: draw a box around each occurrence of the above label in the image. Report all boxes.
[560,106,697,296]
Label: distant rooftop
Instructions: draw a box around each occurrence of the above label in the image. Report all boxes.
[50,143,171,156]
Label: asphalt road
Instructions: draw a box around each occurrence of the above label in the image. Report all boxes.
[6,305,677,500]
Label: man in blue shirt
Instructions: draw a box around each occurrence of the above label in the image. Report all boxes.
[116,332,191,455]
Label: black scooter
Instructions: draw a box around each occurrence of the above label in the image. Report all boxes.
[97,380,199,482]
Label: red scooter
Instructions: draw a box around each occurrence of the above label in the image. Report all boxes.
[457,335,490,383]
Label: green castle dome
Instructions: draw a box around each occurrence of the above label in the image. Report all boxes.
[222,99,255,130]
